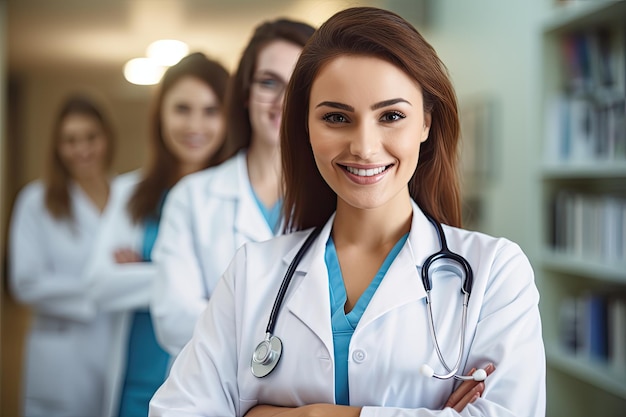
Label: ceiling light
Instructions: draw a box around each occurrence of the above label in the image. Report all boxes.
[123,57,166,85]
[146,39,189,66]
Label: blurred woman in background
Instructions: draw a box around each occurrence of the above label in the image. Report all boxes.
[9,94,116,417]
[151,18,316,357]
[84,52,229,417]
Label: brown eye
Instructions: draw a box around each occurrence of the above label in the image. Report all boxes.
[322,113,348,123]
[381,111,405,122]
[175,104,191,114]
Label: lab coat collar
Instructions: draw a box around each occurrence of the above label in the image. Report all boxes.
[282,201,440,343]
[234,151,275,241]
[283,218,335,356]
[204,151,245,198]
[358,202,436,329]
[206,151,275,242]
[69,180,107,221]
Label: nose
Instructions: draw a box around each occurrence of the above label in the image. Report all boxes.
[349,122,380,159]
[74,138,92,157]
[188,110,204,132]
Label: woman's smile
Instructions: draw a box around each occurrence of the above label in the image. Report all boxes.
[341,163,393,184]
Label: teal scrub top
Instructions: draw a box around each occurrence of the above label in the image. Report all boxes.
[252,189,282,233]
[325,233,409,405]
[117,199,170,417]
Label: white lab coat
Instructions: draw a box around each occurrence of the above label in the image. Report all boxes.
[151,151,276,356]
[84,170,157,417]
[8,180,114,417]
[150,202,546,417]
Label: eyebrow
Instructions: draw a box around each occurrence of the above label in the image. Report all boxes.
[315,98,411,111]
[254,70,285,81]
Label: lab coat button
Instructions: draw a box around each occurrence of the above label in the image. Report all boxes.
[352,349,366,363]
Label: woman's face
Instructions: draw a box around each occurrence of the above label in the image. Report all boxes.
[57,113,109,180]
[161,75,224,172]
[308,55,431,212]
[248,39,303,148]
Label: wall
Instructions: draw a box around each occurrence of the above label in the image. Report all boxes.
[423,0,545,259]
[0,1,17,414]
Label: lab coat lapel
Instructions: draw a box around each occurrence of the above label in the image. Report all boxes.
[358,202,438,330]
[233,153,275,243]
[357,246,425,329]
[284,220,334,358]
[70,181,104,224]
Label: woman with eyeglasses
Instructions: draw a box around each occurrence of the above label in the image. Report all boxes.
[150,18,316,357]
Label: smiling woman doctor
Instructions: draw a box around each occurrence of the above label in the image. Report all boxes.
[150,7,545,417]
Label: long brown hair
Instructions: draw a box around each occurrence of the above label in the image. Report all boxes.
[282,7,462,232]
[127,52,229,223]
[45,94,115,220]
[214,18,315,163]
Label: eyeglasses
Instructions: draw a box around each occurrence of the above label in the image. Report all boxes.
[251,76,287,103]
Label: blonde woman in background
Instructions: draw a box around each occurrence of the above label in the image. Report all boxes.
[150,18,316,358]
[84,52,229,417]
[9,94,116,417]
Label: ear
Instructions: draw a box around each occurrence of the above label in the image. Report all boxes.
[420,112,432,143]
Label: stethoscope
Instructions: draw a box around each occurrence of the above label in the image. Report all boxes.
[251,213,487,382]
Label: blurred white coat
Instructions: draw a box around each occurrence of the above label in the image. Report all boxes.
[9,181,113,417]
[84,170,156,417]
[151,151,277,356]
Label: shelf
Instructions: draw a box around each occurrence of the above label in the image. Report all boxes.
[543,1,626,34]
[546,343,626,399]
[539,1,626,412]
[541,161,626,179]
[542,250,626,284]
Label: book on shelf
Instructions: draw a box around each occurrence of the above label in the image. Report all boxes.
[550,191,626,262]
[608,296,626,372]
[543,21,626,164]
[544,93,626,164]
[559,292,626,368]
[560,28,618,94]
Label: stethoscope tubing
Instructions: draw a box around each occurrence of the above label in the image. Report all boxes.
[265,227,322,334]
[426,291,470,380]
[252,212,479,381]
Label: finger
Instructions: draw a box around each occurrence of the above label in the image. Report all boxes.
[452,382,484,412]
[113,252,126,263]
[444,368,478,408]
[447,363,495,410]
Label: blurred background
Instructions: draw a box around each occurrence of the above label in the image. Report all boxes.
[1,0,625,416]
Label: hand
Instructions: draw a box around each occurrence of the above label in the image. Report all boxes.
[443,363,495,412]
[113,248,142,263]
[245,404,361,417]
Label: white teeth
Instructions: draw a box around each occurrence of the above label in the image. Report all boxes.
[346,165,387,177]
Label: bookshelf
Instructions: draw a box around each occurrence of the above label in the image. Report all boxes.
[539,1,626,415]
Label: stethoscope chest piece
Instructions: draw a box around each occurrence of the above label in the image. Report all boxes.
[251,334,283,378]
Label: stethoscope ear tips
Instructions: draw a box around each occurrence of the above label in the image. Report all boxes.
[419,364,435,378]
[472,368,487,381]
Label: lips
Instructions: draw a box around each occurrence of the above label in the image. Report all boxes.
[182,136,209,148]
